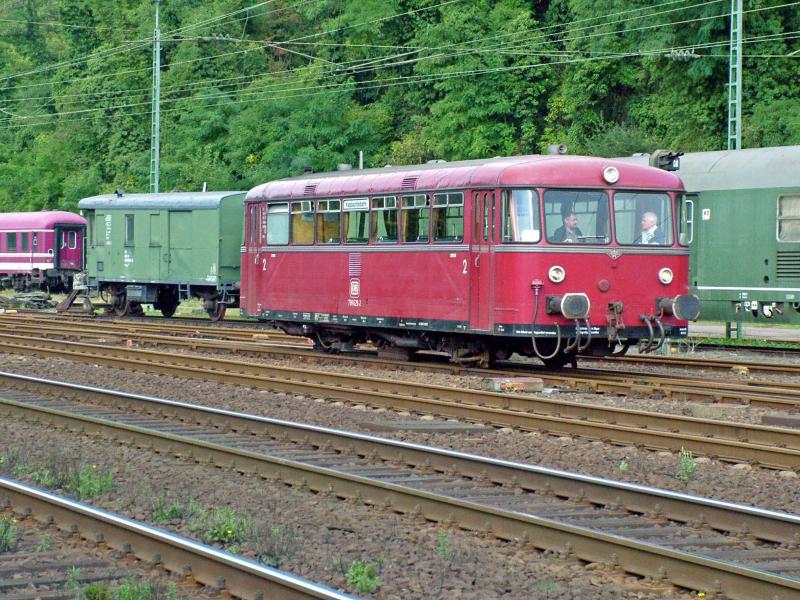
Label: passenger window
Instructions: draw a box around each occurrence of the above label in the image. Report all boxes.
[343,198,369,244]
[614,192,673,246]
[68,230,77,249]
[290,201,314,244]
[6,233,16,252]
[371,196,397,243]
[316,200,341,244]
[401,194,430,243]
[545,190,610,244]
[483,193,490,242]
[432,192,464,243]
[247,205,258,246]
[124,214,135,246]
[502,189,541,243]
[678,195,694,246]
[21,232,29,252]
[778,194,800,242]
[266,203,289,245]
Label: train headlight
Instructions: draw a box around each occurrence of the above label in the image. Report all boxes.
[603,166,620,184]
[548,265,566,283]
[658,268,674,285]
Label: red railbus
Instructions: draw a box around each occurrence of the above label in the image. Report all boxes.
[242,155,698,368]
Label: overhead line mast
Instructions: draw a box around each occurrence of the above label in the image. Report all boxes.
[150,0,161,193]
[727,0,743,150]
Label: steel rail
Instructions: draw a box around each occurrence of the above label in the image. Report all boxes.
[3,317,800,411]
[1,334,800,470]
[2,374,799,600]
[0,477,352,600]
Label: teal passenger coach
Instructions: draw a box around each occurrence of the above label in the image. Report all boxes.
[78,191,245,320]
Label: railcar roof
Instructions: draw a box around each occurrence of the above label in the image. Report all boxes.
[619,146,800,191]
[247,154,684,201]
[0,210,86,229]
[78,191,245,210]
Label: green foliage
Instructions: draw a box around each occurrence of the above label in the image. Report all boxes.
[0,516,18,552]
[0,0,798,208]
[81,582,112,600]
[189,504,251,546]
[676,448,697,483]
[435,529,453,560]
[346,560,381,594]
[618,457,630,473]
[35,533,51,552]
[152,498,184,523]
[251,522,298,568]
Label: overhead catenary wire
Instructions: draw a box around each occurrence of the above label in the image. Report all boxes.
[0,0,775,111]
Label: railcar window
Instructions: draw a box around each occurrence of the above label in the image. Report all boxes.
[433,193,464,243]
[544,190,609,244]
[502,189,541,243]
[777,195,800,242]
[124,214,135,246]
[247,205,258,246]
[343,198,369,244]
[401,194,430,243]
[6,233,16,252]
[290,201,314,244]
[316,199,341,244]
[149,214,161,246]
[613,192,673,246]
[371,196,397,243]
[21,232,29,252]
[68,230,77,249]
[678,195,694,246]
[266,203,289,245]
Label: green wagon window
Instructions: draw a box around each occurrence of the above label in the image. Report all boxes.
[316,200,341,244]
[401,194,430,243]
[291,201,314,245]
[432,193,464,243]
[124,214,134,246]
[21,233,29,252]
[266,203,289,245]
[371,196,397,243]
[778,195,800,242]
[6,233,16,252]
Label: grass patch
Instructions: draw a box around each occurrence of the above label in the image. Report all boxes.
[188,502,251,546]
[251,522,298,568]
[346,561,381,594]
[152,498,184,523]
[0,516,18,552]
[675,448,697,483]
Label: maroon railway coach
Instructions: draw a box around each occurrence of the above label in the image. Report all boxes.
[0,211,86,292]
[242,155,699,368]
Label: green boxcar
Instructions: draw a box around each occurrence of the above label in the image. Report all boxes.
[674,146,800,327]
[78,192,245,319]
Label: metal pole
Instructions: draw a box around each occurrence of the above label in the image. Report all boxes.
[726,0,743,150]
[149,0,162,192]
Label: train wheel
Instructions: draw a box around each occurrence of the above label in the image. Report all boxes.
[160,301,179,318]
[112,295,130,317]
[207,303,226,322]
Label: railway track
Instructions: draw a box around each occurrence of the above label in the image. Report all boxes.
[4,315,800,411]
[0,475,351,599]
[1,334,800,470]
[2,372,799,599]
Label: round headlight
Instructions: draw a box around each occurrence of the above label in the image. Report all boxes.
[658,267,674,285]
[548,265,566,283]
[603,166,620,184]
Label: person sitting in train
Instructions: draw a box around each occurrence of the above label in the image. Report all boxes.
[552,210,582,243]
[636,211,666,245]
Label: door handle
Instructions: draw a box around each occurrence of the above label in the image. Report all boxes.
[474,255,480,268]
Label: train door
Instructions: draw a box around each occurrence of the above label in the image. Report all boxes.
[244,203,262,315]
[167,211,192,282]
[56,226,83,270]
[148,213,163,279]
[469,191,493,331]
